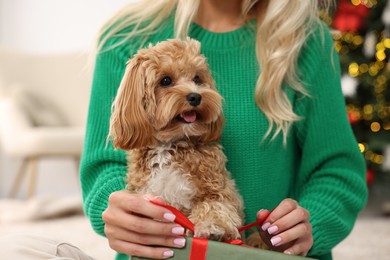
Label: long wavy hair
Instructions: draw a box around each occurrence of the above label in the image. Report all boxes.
[97,0,332,141]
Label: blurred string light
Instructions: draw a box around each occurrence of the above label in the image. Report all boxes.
[340,31,390,133]
[329,0,390,167]
[358,142,385,165]
[351,0,378,7]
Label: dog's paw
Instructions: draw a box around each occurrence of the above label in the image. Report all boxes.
[221,225,241,241]
[246,232,269,250]
[193,222,240,241]
[194,222,225,240]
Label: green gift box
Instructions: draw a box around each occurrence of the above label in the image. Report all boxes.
[131,236,316,260]
[132,201,316,260]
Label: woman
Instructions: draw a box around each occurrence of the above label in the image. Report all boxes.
[81,0,367,259]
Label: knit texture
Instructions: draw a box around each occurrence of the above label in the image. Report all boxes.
[80,17,367,260]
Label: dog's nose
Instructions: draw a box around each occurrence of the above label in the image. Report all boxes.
[187,93,202,107]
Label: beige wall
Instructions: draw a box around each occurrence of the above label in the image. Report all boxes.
[0,0,132,53]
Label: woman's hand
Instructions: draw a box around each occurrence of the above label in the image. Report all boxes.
[256,198,313,256]
[102,191,186,259]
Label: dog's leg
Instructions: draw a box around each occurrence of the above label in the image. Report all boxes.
[184,146,244,241]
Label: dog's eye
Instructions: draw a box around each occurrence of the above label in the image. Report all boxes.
[160,76,173,87]
[193,75,202,85]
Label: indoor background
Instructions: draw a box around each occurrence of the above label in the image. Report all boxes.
[0,0,389,259]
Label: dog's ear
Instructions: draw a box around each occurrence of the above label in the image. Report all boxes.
[109,57,155,150]
[203,114,225,143]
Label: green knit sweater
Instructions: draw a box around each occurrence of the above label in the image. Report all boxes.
[80,17,367,260]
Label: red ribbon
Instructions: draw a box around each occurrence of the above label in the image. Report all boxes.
[189,237,208,260]
[151,201,269,259]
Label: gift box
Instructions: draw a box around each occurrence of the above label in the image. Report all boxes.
[132,202,316,260]
[132,236,315,260]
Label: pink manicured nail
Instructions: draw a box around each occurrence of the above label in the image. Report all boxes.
[268,225,278,235]
[163,250,174,258]
[271,236,282,246]
[261,222,271,231]
[164,213,176,222]
[172,226,185,235]
[173,237,186,247]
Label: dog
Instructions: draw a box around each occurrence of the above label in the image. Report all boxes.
[109,38,244,241]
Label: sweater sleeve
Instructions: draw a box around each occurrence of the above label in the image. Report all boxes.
[80,44,129,236]
[293,25,368,256]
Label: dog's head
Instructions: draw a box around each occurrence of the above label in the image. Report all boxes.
[109,38,224,150]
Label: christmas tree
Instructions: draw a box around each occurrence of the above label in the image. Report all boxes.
[321,0,390,191]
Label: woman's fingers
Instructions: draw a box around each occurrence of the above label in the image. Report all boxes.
[123,213,185,236]
[103,193,184,236]
[255,199,313,255]
[264,206,310,235]
[104,224,186,248]
[255,209,293,251]
[268,222,312,247]
[110,192,177,222]
[261,199,299,230]
[103,191,187,259]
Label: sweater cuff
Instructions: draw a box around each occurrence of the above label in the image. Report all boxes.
[300,198,354,256]
[83,174,126,236]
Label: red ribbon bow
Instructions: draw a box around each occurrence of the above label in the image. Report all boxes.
[151,201,269,260]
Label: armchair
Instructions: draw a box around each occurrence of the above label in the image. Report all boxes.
[0,47,92,198]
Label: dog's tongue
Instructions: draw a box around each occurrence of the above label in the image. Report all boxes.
[180,111,197,123]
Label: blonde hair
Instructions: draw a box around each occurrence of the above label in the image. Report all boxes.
[98,0,331,141]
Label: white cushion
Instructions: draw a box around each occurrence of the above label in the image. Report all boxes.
[0,98,84,157]
[9,84,66,127]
